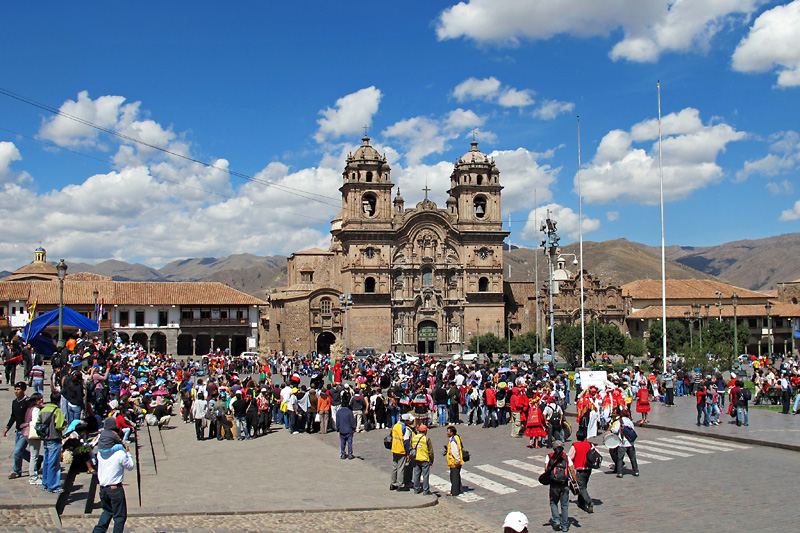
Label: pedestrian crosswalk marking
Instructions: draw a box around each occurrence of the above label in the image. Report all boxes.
[461,471,517,494]
[503,459,542,473]
[632,450,673,461]
[475,464,541,488]
[672,435,751,449]
[429,474,484,502]
[645,439,713,454]
[528,454,651,466]
[634,443,693,457]
[661,437,734,452]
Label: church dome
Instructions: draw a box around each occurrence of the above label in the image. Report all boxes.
[352,136,383,162]
[459,140,489,164]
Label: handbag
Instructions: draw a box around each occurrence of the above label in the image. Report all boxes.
[384,435,393,450]
[462,449,470,462]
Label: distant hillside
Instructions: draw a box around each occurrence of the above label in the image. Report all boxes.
[505,238,715,287]
[656,233,800,291]
[14,232,800,296]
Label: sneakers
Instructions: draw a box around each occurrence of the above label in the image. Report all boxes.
[29,476,41,485]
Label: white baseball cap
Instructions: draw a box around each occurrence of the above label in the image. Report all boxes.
[503,511,529,532]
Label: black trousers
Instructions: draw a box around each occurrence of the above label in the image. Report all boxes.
[194,419,205,440]
[449,465,462,496]
[575,469,592,508]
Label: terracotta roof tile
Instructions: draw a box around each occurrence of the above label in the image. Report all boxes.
[622,278,765,300]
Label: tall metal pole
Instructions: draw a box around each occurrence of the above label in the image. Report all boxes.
[658,81,668,374]
[534,189,540,356]
[577,115,586,368]
[732,294,739,367]
[476,318,480,356]
[56,259,67,349]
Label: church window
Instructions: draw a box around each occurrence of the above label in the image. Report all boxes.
[366,171,373,182]
[422,268,433,287]
[362,193,377,217]
[365,277,376,293]
[474,196,487,218]
[320,298,331,314]
[301,271,314,282]
[476,174,483,185]
[364,247,376,259]
[394,269,404,285]
[448,269,457,284]
[479,277,489,292]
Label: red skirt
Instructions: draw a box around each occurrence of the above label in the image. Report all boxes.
[525,406,547,437]
[636,399,651,413]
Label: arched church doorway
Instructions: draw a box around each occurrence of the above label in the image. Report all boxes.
[417,320,438,354]
[317,332,335,355]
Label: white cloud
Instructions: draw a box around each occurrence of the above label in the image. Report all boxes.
[607,211,619,221]
[732,0,800,87]
[314,87,382,143]
[490,148,559,214]
[521,203,600,241]
[382,108,488,165]
[766,180,793,195]
[580,108,745,204]
[437,0,761,63]
[453,77,534,107]
[779,200,800,221]
[533,99,575,120]
[737,130,800,181]
[38,91,133,148]
[0,142,32,185]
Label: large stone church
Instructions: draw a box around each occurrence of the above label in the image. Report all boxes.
[266,136,509,355]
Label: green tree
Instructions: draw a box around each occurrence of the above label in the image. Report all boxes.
[622,336,646,363]
[467,333,505,355]
[647,319,689,357]
[510,331,539,355]
[554,323,581,365]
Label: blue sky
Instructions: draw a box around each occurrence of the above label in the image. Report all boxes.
[1,1,799,271]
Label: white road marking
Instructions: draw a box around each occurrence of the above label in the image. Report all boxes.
[632,450,673,461]
[475,464,541,488]
[634,444,693,457]
[672,435,751,449]
[503,459,542,473]
[659,437,734,452]
[643,439,713,454]
[461,470,517,494]
[429,474,484,502]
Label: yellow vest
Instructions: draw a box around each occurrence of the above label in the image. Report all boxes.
[411,433,430,462]
[446,435,463,468]
[391,422,407,454]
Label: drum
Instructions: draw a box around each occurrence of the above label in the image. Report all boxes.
[561,420,572,441]
[603,431,621,448]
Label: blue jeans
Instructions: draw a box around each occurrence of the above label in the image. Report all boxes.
[92,485,127,533]
[697,404,709,425]
[32,378,44,395]
[676,381,685,396]
[388,408,398,427]
[437,405,448,426]
[737,406,749,426]
[42,440,61,492]
[284,410,292,430]
[13,430,29,475]
[709,404,720,423]
[339,432,353,456]
[66,402,82,427]
[236,416,250,439]
[549,485,570,530]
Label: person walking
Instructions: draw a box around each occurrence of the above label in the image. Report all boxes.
[445,425,463,497]
[24,393,44,485]
[567,428,597,513]
[608,408,639,478]
[735,379,750,426]
[695,383,709,426]
[635,380,650,424]
[389,413,413,490]
[336,397,356,459]
[92,418,135,533]
[410,424,433,495]
[4,382,30,479]
[544,440,575,531]
[39,391,66,493]
[191,392,208,440]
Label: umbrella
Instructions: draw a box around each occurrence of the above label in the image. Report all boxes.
[498,367,512,373]
[152,389,169,396]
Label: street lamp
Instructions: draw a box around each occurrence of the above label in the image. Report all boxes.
[476,317,480,356]
[559,251,584,366]
[339,294,353,355]
[93,288,99,323]
[541,211,559,362]
[765,301,773,361]
[692,302,702,351]
[715,291,723,321]
[732,293,739,364]
[56,259,68,349]
[684,310,694,349]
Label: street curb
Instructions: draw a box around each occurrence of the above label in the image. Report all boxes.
[59,497,439,519]
[564,410,800,453]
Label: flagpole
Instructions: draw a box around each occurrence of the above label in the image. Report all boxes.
[658,81,668,374]
[578,115,586,369]
[534,189,540,357]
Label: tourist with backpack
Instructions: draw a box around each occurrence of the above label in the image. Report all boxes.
[543,440,576,531]
[736,379,751,426]
[608,407,639,478]
[567,428,601,513]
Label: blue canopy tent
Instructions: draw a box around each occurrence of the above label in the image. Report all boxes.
[22,307,99,355]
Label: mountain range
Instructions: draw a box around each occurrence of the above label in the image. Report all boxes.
[8,234,800,298]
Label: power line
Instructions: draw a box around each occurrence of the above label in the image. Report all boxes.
[0,126,331,222]
[0,87,340,208]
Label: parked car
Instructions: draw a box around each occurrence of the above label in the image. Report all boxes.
[353,347,376,358]
[452,352,479,362]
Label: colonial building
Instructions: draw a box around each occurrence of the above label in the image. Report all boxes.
[266,137,508,355]
[1,249,265,356]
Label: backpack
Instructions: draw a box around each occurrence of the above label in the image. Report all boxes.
[741,388,752,401]
[622,424,637,443]
[585,446,602,469]
[35,409,54,440]
[549,453,568,483]
[387,396,396,409]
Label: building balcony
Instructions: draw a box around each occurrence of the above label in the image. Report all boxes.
[180,318,249,327]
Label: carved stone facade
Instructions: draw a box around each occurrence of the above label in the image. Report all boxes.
[266,138,508,355]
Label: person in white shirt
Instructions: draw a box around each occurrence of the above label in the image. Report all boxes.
[92,417,135,533]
